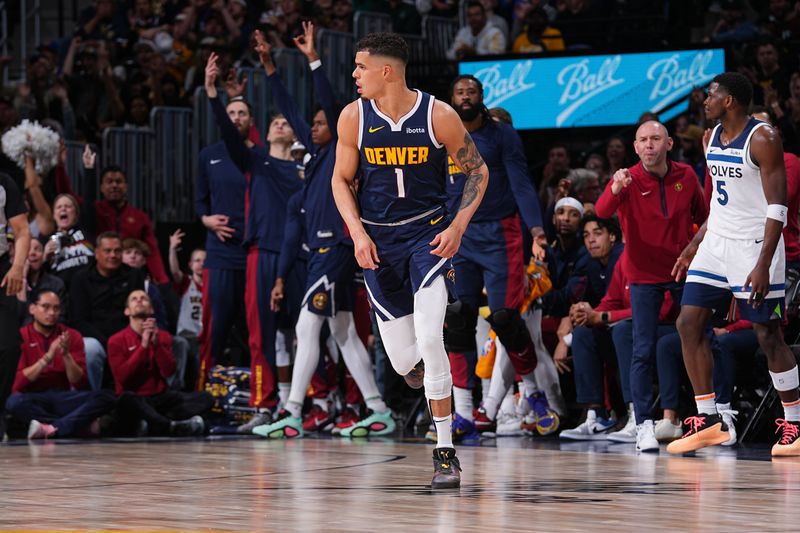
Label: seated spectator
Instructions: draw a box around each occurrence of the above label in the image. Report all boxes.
[605,136,629,176]
[708,0,758,43]
[446,1,506,60]
[169,229,205,390]
[17,237,66,325]
[69,231,146,390]
[568,168,602,208]
[555,0,605,49]
[542,197,588,318]
[512,6,564,53]
[584,153,608,187]
[539,143,573,210]
[750,40,791,104]
[76,0,130,42]
[44,193,95,286]
[759,0,800,39]
[121,238,169,329]
[675,124,707,184]
[6,289,116,439]
[122,237,190,389]
[384,0,423,35]
[480,0,510,43]
[84,149,169,285]
[110,290,213,436]
[556,215,624,440]
[416,0,459,19]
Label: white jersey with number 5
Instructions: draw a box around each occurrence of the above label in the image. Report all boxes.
[706,117,769,239]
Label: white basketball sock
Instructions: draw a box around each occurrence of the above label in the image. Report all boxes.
[288,309,325,408]
[433,414,453,448]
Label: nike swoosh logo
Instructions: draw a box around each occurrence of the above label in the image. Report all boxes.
[430,215,444,225]
[318,247,331,253]
[593,427,609,433]
[641,191,652,196]
[210,159,222,165]
[264,161,270,165]
[128,346,136,351]
[755,239,764,244]
[368,125,385,133]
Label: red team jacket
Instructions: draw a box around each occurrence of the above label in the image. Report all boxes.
[94,200,169,284]
[107,326,175,396]
[595,161,708,284]
[14,323,88,393]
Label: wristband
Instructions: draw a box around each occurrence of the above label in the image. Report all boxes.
[601,312,609,324]
[766,204,788,226]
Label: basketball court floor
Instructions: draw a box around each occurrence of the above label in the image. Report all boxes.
[2,434,798,532]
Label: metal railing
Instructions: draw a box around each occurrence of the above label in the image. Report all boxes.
[101,127,156,219]
[151,107,193,222]
[353,11,393,40]
[318,30,356,102]
[422,16,458,60]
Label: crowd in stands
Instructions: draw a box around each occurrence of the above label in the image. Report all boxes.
[3,0,800,444]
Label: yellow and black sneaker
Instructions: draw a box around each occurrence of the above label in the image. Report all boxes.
[431,447,462,489]
[772,419,800,457]
[666,413,730,454]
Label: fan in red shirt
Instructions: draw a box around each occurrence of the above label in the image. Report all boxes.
[109,289,213,436]
[7,290,115,439]
[595,120,708,451]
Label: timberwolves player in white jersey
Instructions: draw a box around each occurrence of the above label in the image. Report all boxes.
[668,72,800,456]
[332,33,489,488]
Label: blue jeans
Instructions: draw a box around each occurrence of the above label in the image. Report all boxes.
[630,282,683,424]
[571,325,616,405]
[83,338,106,391]
[6,390,116,436]
[610,320,677,406]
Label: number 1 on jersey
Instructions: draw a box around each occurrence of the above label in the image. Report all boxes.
[395,168,406,198]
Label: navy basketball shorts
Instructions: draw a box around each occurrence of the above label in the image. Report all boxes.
[303,244,357,317]
[363,213,456,321]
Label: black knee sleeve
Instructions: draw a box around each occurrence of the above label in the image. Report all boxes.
[487,308,532,353]
[444,300,478,353]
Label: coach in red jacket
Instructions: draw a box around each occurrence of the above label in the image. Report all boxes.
[108,290,212,436]
[595,120,708,450]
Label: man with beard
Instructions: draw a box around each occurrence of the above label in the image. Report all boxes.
[204,51,304,419]
[109,290,213,436]
[194,87,250,391]
[444,74,552,436]
[596,120,707,451]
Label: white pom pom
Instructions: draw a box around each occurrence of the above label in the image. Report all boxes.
[1,119,61,175]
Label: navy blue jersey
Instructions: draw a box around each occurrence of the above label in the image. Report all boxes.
[446,120,542,229]
[357,90,448,224]
[195,141,248,270]
[267,68,349,249]
[278,190,309,280]
[209,97,303,254]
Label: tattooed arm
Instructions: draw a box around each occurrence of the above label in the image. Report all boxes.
[429,100,489,258]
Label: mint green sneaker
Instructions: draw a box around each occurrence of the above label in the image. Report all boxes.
[340,410,396,437]
[252,410,304,439]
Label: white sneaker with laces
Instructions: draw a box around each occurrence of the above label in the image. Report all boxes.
[496,411,525,436]
[559,410,614,441]
[716,403,738,446]
[654,418,683,442]
[635,419,659,452]
[607,403,636,443]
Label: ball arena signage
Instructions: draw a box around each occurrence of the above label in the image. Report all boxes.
[459,48,725,129]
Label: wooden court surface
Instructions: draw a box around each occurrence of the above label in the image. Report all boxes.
[2,436,800,532]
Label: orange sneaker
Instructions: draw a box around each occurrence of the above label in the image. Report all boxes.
[772,419,800,457]
[666,414,730,454]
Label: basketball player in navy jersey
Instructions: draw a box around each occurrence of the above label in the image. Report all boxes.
[668,72,800,455]
[332,33,489,489]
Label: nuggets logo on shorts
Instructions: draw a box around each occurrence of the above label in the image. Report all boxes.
[446,268,456,282]
[674,182,683,192]
[312,292,328,310]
